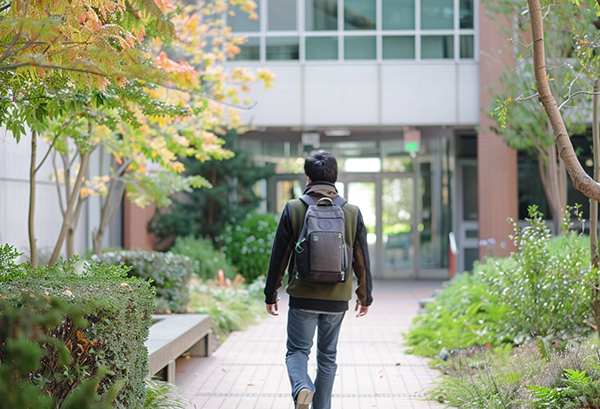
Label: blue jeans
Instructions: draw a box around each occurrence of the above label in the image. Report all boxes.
[286,308,345,409]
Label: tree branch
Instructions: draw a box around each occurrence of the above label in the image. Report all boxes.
[0,0,28,65]
[49,151,90,265]
[35,133,59,173]
[108,182,126,227]
[52,151,66,216]
[558,91,600,110]
[0,62,107,78]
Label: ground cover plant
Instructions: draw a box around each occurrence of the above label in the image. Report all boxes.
[429,336,600,408]
[188,272,266,340]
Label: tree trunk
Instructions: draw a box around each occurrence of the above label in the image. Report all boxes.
[28,131,38,268]
[527,0,600,201]
[48,151,90,266]
[590,79,600,335]
[537,143,567,235]
[93,180,126,256]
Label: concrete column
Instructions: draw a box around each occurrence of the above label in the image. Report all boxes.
[477,7,518,258]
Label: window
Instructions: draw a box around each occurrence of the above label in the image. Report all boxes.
[268,0,297,31]
[460,0,474,29]
[229,4,260,32]
[345,36,376,59]
[421,35,454,59]
[306,36,338,60]
[382,0,415,30]
[383,36,415,59]
[460,35,474,59]
[227,0,476,62]
[306,0,338,31]
[421,0,454,29]
[344,0,376,30]
[234,37,260,60]
[267,37,300,60]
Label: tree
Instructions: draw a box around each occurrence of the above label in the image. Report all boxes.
[489,0,591,234]
[149,130,275,242]
[524,0,600,333]
[0,0,273,265]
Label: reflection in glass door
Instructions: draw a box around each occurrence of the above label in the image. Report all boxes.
[382,177,414,276]
[345,182,377,270]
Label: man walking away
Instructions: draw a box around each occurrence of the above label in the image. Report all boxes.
[264,150,373,409]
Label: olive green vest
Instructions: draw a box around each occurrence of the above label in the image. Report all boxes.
[286,198,359,302]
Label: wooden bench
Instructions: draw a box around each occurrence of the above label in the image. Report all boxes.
[146,314,211,382]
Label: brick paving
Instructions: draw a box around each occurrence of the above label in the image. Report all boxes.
[176,280,446,409]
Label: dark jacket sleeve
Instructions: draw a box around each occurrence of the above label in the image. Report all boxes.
[353,209,373,307]
[264,203,295,304]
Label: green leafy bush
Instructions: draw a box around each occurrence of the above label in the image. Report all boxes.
[95,250,193,313]
[188,275,265,339]
[169,235,236,280]
[218,213,278,282]
[0,245,154,409]
[406,206,599,357]
[482,206,597,344]
[404,263,510,356]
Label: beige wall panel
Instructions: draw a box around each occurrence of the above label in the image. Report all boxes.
[240,65,302,127]
[381,64,457,125]
[304,65,379,127]
[457,63,480,124]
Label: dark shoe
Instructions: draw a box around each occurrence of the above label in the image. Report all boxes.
[295,388,314,409]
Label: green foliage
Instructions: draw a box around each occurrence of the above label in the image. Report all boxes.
[482,206,597,344]
[169,235,236,280]
[144,379,189,409]
[405,265,511,356]
[0,245,154,409]
[149,131,276,241]
[406,206,599,357]
[218,212,278,282]
[429,336,600,408]
[188,276,266,339]
[94,250,193,313]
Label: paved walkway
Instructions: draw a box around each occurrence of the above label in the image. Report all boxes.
[176,280,446,409]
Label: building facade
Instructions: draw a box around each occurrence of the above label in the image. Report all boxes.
[220,0,518,279]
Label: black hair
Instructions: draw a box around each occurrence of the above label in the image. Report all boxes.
[304,150,338,183]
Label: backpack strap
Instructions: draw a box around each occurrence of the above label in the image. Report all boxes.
[299,194,316,206]
[299,194,347,207]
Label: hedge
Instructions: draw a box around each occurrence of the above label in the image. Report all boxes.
[0,244,154,409]
[94,250,193,313]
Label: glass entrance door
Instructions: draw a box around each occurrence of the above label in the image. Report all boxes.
[339,173,417,279]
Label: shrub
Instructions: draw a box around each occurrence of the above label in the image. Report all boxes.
[95,250,193,313]
[482,206,598,345]
[0,245,154,409]
[406,206,600,357]
[218,212,278,282]
[169,235,236,280]
[404,262,511,356]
